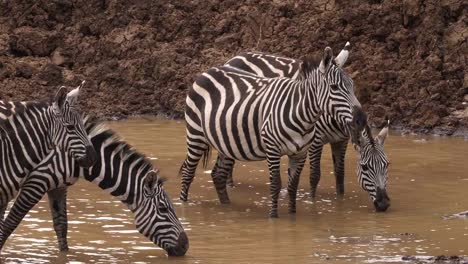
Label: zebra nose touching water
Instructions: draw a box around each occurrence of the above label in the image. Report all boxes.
[188,43,391,213]
[180,43,367,217]
[355,122,391,212]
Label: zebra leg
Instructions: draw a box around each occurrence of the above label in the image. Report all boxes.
[180,142,209,202]
[226,159,236,188]
[331,140,348,196]
[47,187,69,251]
[287,153,307,214]
[211,155,232,204]
[309,142,324,199]
[0,203,5,230]
[0,182,47,251]
[266,152,282,218]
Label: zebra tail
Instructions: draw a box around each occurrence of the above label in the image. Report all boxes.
[178,146,211,177]
[201,146,211,169]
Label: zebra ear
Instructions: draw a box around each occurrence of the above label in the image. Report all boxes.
[375,120,390,145]
[144,170,159,188]
[319,47,333,74]
[66,81,85,106]
[334,42,351,68]
[53,86,67,110]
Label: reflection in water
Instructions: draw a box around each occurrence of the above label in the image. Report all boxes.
[1,118,467,263]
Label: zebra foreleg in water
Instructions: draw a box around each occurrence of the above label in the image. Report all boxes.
[286,152,308,214]
[330,140,348,196]
[47,187,69,251]
[308,139,348,198]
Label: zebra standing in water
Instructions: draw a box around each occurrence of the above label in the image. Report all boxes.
[0,82,96,237]
[180,44,366,217]
[216,46,390,212]
[0,117,189,256]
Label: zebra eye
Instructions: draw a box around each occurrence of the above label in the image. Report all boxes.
[330,84,339,91]
[66,124,74,130]
[159,205,168,213]
[361,164,368,171]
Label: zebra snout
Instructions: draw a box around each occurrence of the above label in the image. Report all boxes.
[167,231,189,257]
[77,146,97,168]
[374,187,390,212]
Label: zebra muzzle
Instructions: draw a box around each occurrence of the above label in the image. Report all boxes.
[374,187,390,212]
[77,146,97,168]
[167,231,189,256]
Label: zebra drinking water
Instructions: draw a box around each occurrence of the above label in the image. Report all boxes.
[221,47,391,212]
[0,82,96,239]
[180,45,366,217]
[0,117,189,256]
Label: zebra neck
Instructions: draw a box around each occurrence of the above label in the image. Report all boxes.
[300,77,323,124]
[79,133,153,211]
[0,102,55,171]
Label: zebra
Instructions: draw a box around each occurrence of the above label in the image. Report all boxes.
[0,82,96,238]
[180,43,367,217]
[0,117,189,256]
[221,49,391,212]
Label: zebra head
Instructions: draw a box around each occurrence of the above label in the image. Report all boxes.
[355,123,390,212]
[51,81,97,168]
[317,42,366,144]
[134,170,188,256]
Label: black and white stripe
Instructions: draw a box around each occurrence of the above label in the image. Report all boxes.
[0,83,96,247]
[180,44,365,217]
[355,124,390,211]
[0,117,188,256]
[223,48,391,212]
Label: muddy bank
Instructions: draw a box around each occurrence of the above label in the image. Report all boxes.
[0,0,467,135]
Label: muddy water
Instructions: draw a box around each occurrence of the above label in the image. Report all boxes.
[1,118,468,263]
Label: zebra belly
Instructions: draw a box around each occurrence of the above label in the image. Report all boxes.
[202,113,267,161]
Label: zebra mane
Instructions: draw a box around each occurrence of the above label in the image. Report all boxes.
[363,124,376,146]
[83,116,163,184]
[299,55,322,79]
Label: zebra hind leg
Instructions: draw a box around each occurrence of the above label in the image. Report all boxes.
[331,140,348,196]
[0,182,47,251]
[211,155,233,204]
[47,187,69,251]
[225,159,236,188]
[0,203,5,245]
[287,153,307,214]
[180,142,209,202]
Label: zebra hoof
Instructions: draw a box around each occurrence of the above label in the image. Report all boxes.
[179,196,188,202]
[219,198,230,204]
[269,212,279,218]
[59,245,69,252]
[288,208,296,214]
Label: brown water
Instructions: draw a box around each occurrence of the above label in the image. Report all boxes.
[1,118,468,263]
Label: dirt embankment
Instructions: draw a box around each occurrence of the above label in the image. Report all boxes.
[0,0,467,135]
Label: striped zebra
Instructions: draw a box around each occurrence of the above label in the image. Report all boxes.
[0,117,189,256]
[0,82,96,238]
[180,44,367,217]
[223,49,391,212]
